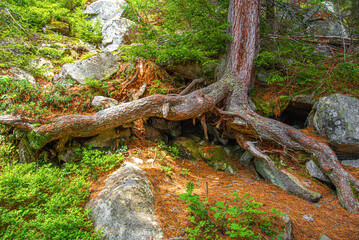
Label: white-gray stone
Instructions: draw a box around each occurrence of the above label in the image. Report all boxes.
[101,17,135,52]
[341,160,359,168]
[84,0,127,24]
[84,0,135,52]
[11,67,36,85]
[86,162,163,240]
[305,160,331,184]
[320,233,331,240]
[31,57,54,79]
[312,94,359,159]
[53,52,120,86]
[254,158,322,202]
[302,214,314,222]
[91,96,119,109]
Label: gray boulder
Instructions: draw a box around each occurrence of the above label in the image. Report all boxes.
[307,20,349,38]
[84,0,127,24]
[53,52,120,86]
[92,96,119,109]
[312,94,359,159]
[254,158,321,202]
[84,0,135,52]
[305,160,331,184]
[11,67,36,85]
[341,160,359,168]
[151,118,181,138]
[101,17,135,52]
[86,162,163,240]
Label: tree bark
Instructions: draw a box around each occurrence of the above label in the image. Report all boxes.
[1,0,358,212]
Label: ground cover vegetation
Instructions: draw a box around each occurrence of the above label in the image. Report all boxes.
[0,0,359,238]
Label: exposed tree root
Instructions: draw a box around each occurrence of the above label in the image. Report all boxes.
[0,0,358,213]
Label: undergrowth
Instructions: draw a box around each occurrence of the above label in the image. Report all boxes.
[0,144,124,239]
[179,182,284,240]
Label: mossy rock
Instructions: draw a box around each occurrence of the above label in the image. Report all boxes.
[46,21,70,36]
[172,136,201,160]
[173,136,238,173]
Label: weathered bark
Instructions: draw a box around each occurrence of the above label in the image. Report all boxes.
[0,0,358,212]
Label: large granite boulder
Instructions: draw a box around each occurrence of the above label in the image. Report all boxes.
[84,0,135,52]
[86,162,163,240]
[312,94,359,159]
[254,158,321,202]
[53,52,120,86]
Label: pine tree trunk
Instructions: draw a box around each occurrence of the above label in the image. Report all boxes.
[1,0,358,212]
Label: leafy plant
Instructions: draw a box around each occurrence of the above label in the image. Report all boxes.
[0,145,125,239]
[179,182,284,239]
[161,165,174,178]
[180,168,190,176]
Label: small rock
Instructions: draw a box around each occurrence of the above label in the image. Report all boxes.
[281,213,294,240]
[91,96,118,109]
[306,160,331,184]
[31,57,54,79]
[11,67,36,85]
[147,159,155,164]
[320,233,331,240]
[132,157,143,164]
[257,72,269,83]
[302,214,314,222]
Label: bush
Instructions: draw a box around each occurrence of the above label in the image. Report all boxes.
[0,146,125,239]
[179,182,284,239]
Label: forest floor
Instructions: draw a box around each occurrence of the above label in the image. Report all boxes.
[88,138,359,240]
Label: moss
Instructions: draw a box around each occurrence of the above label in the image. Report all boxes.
[350,180,359,199]
[26,130,52,150]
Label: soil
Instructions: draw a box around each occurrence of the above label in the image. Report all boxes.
[88,139,359,240]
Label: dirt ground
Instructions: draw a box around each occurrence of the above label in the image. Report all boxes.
[89,139,359,240]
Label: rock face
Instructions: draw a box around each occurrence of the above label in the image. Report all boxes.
[11,67,36,85]
[53,52,120,86]
[307,20,349,38]
[305,160,331,184]
[84,0,135,52]
[312,94,359,159]
[91,96,119,109]
[254,158,321,202]
[86,162,163,240]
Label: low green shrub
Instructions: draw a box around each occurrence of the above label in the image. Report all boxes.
[179,182,284,240]
[0,145,125,239]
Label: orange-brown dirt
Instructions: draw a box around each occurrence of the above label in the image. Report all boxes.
[88,139,359,240]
